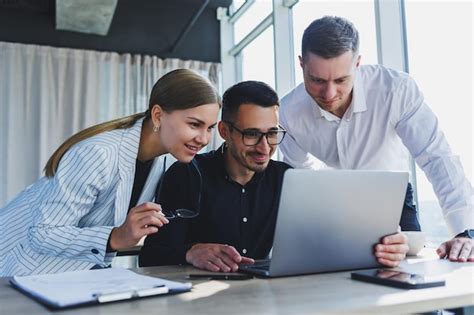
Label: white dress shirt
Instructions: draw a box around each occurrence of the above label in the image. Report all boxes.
[0,118,165,276]
[280,65,473,235]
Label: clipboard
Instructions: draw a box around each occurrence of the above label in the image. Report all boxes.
[10,268,192,309]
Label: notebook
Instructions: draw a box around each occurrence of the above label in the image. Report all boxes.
[10,268,192,309]
[239,169,408,277]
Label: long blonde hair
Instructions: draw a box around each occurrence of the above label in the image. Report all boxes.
[44,69,221,177]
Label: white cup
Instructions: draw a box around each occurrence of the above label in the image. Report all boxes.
[403,231,426,256]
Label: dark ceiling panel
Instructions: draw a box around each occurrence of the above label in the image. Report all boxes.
[0,0,232,62]
[0,0,53,12]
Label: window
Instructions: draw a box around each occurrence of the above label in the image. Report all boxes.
[405,0,473,245]
[234,0,273,43]
[240,25,275,88]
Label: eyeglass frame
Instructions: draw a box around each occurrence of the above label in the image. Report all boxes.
[223,120,287,146]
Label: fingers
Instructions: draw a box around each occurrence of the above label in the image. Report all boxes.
[448,239,463,261]
[468,250,474,262]
[220,245,243,262]
[436,242,448,258]
[130,202,162,214]
[112,205,169,250]
[137,211,169,228]
[208,256,236,272]
[240,256,255,264]
[186,244,243,272]
[128,202,169,234]
[142,225,159,235]
[375,250,406,263]
[382,232,407,245]
[204,260,221,272]
[377,257,401,268]
[209,245,243,271]
[447,238,474,262]
[375,233,408,267]
[375,243,409,256]
[456,244,473,262]
[437,238,474,262]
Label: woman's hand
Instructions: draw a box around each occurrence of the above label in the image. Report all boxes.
[109,202,169,250]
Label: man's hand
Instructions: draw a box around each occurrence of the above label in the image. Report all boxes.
[186,243,255,272]
[437,237,474,262]
[110,202,169,250]
[374,232,409,267]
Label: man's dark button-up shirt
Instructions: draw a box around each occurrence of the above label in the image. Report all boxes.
[139,146,291,266]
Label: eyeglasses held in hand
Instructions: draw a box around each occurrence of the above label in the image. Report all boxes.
[154,157,202,220]
[224,121,287,146]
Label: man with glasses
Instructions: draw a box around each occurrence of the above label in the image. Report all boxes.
[279,16,473,262]
[139,81,289,271]
[140,80,409,271]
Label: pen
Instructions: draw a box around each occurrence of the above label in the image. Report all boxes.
[136,286,169,297]
[187,273,253,280]
[93,285,168,303]
[95,291,133,303]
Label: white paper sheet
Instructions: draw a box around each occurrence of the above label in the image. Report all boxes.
[11,268,192,308]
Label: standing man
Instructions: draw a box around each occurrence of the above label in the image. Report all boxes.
[279,16,473,262]
[140,81,409,271]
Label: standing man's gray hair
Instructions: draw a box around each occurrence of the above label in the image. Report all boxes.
[301,16,359,60]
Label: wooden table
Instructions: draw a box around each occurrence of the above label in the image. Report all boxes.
[1,249,473,314]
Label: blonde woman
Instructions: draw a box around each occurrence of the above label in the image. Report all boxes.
[0,69,221,276]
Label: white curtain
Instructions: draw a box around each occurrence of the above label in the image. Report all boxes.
[0,41,222,207]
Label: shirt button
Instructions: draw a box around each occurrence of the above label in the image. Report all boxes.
[242,188,245,193]
[242,249,247,254]
[243,217,248,223]
[91,248,99,254]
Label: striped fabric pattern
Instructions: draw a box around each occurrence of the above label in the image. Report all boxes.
[0,118,165,276]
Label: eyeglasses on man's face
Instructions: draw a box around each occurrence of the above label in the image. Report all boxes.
[224,121,287,146]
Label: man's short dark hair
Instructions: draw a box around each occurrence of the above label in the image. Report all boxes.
[222,81,279,122]
[302,16,359,60]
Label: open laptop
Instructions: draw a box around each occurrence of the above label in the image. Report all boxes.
[239,169,408,277]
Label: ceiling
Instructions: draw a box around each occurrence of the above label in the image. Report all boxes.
[0,0,232,62]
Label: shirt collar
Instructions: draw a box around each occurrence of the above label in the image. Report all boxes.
[303,88,329,121]
[348,68,367,117]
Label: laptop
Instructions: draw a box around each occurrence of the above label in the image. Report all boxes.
[239,169,408,277]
